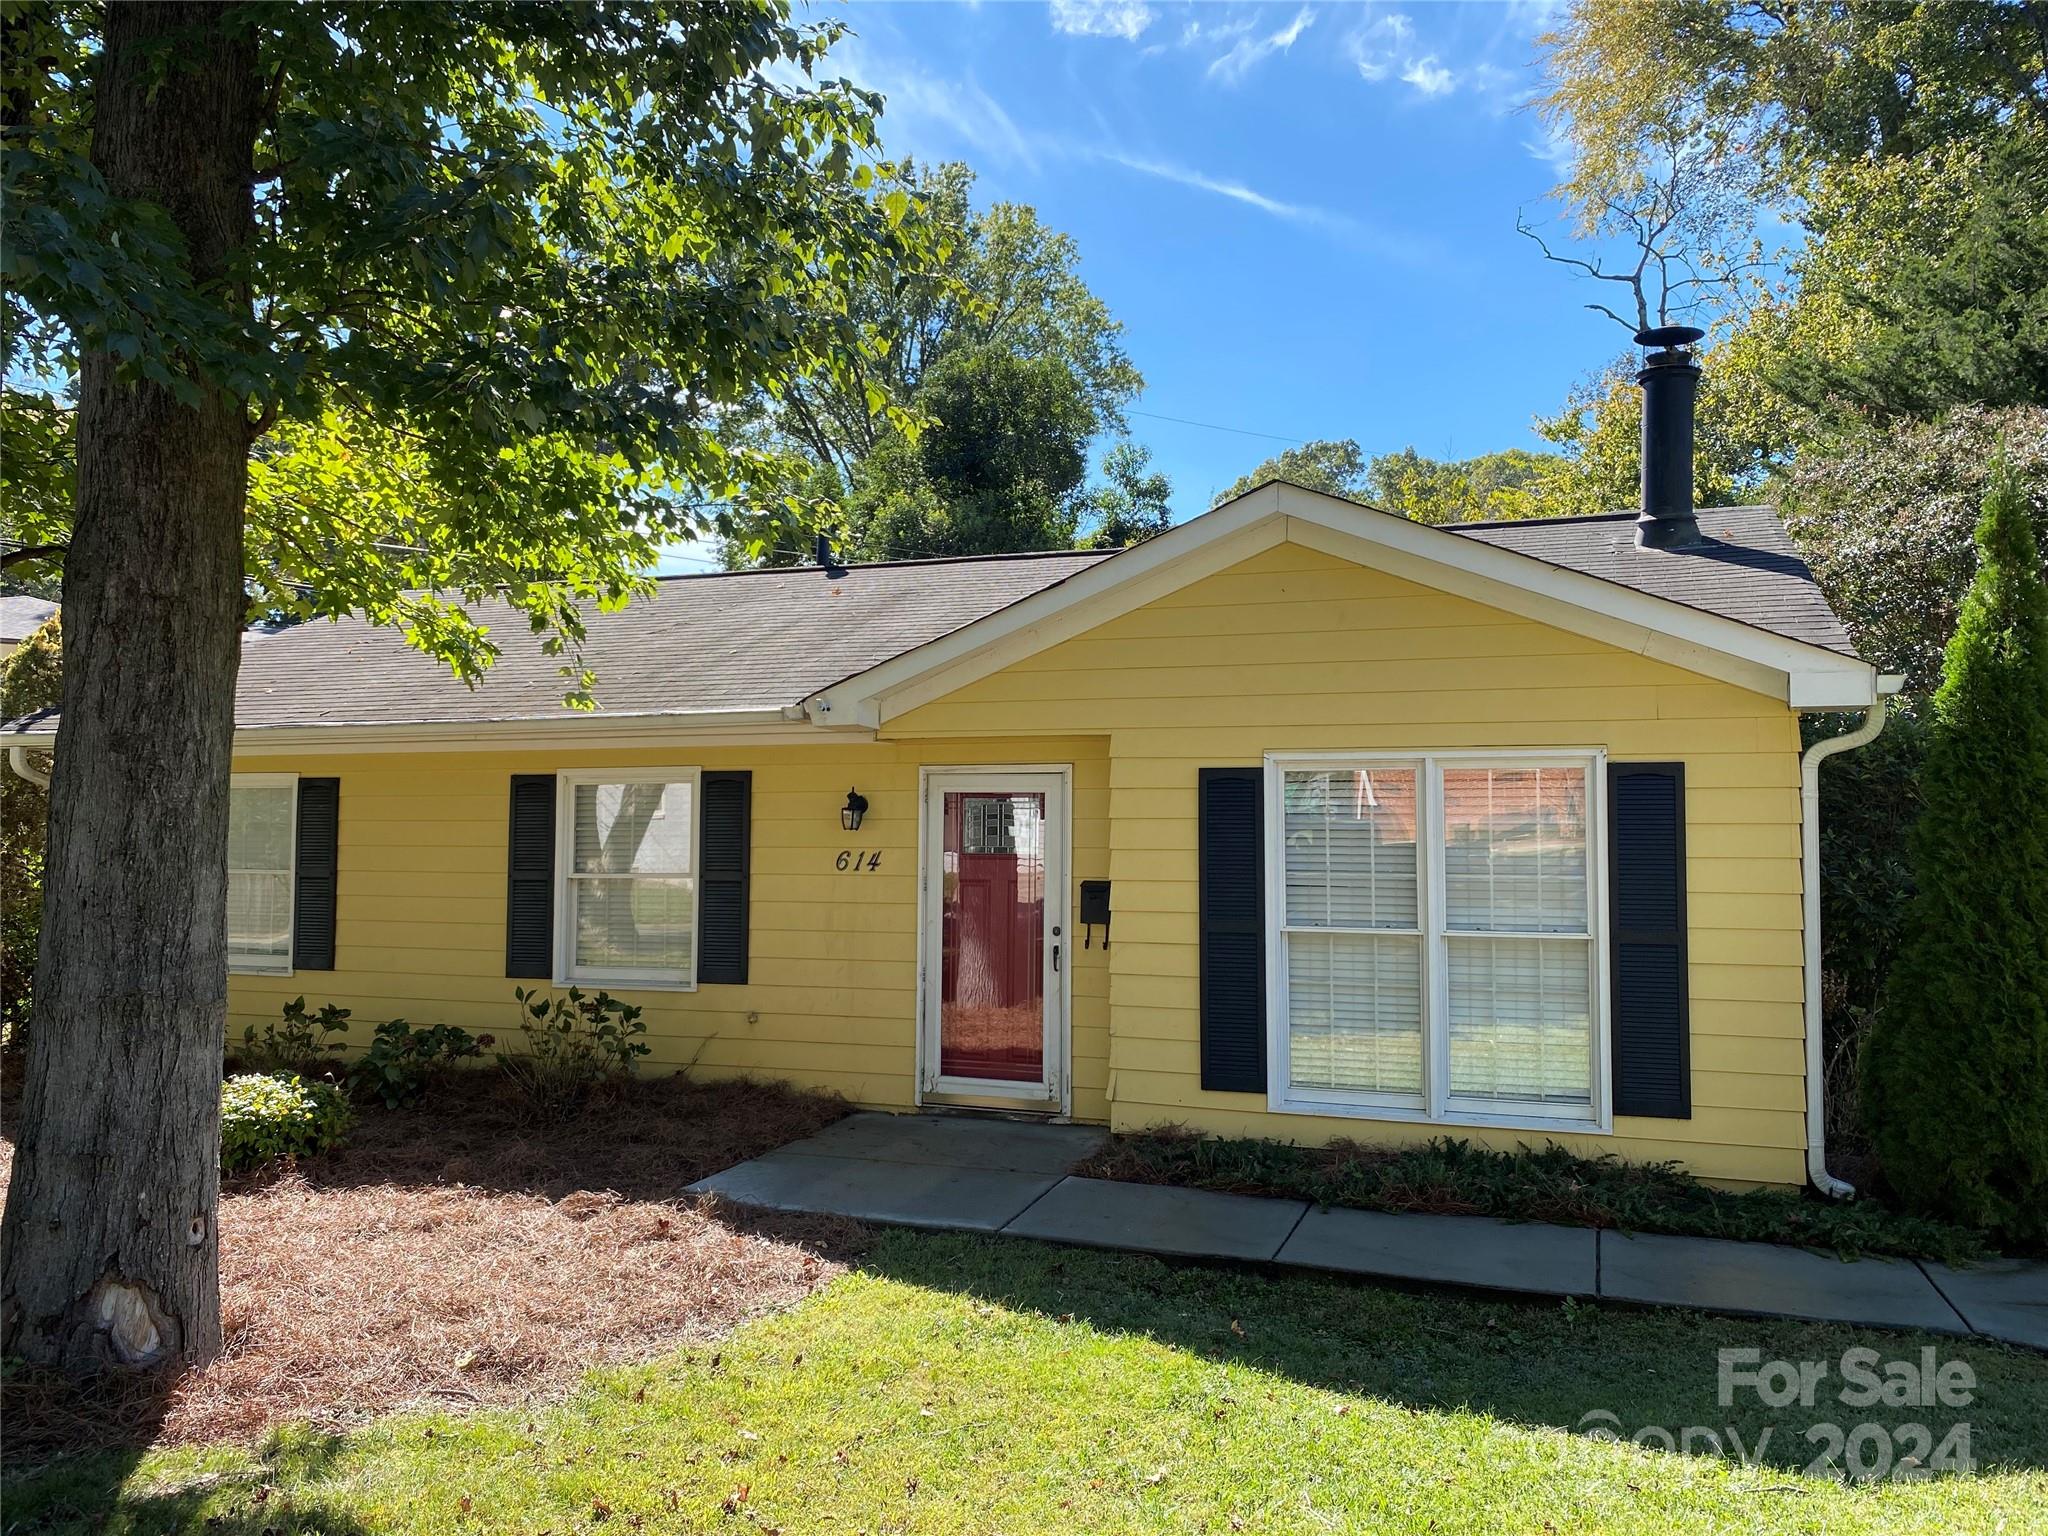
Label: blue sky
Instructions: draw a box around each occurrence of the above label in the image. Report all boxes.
[667,0,1642,572]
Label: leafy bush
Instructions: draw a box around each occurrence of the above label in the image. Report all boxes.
[1078,1130,1994,1265]
[220,1073,354,1175]
[238,996,351,1076]
[1864,460,2048,1245]
[0,611,60,1053]
[348,1017,485,1109]
[1781,405,2048,692]
[498,985,649,1115]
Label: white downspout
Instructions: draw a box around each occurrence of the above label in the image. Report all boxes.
[6,744,50,789]
[1799,684,1901,1199]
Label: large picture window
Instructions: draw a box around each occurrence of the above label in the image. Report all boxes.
[1267,753,1606,1130]
[556,769,700,988]
[227,773,297,975]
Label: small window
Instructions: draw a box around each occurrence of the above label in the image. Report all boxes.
[227,774,297,975]
[1268,753,1606,1131]
[557,770,700,988]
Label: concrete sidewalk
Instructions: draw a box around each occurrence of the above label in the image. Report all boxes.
[689,1112,2048,1352]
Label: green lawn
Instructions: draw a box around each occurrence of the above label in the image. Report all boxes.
[12,1231,2046,1535]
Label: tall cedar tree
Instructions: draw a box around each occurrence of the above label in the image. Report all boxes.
[1863,461,2048,1243]
[0,2,925,1372]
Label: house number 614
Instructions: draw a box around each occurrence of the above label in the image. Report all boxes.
[836,850,881,872]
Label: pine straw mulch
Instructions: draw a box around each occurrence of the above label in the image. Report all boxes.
[0,1073,867,1463]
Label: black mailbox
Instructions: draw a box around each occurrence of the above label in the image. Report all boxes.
[1079,879,1111,948]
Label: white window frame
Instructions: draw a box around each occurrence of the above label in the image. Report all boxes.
[227,771,298,977]
[553,767,702,992]
[1263,749,1612,1134]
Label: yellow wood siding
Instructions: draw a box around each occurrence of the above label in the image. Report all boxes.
[891,541,1811,1185]
[228,737,1111,1124]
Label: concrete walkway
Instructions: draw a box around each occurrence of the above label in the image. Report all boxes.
[690,1112,2048,1352]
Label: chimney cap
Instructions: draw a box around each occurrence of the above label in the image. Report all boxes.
[1634,324,1705,351]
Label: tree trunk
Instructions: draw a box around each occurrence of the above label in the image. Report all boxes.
[0,3,260,1371]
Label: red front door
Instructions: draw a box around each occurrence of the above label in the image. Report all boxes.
[938,791,1046,1083]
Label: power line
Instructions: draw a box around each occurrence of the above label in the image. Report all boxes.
[1127,408,1307,446]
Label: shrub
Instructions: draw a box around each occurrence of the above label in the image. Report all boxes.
[1079,1129,1993,1264]
[348,1018,485,1109]
[238,996,351,1076]
[1863,458,2048,1244]
[220,1073,354,1175]
[498,985,649,1115]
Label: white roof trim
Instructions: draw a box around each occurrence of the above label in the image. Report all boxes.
[803,482,1877,725]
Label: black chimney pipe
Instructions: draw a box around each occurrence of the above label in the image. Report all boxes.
[1634,324,1705,551]
[815,532,848,577]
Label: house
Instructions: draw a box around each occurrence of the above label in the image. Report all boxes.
[0,595,57,647]
[2,331,1897,1189]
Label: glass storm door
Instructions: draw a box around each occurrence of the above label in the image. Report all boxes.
[921,771,1067,1108]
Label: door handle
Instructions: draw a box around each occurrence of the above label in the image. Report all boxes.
[1053,943,1061,973]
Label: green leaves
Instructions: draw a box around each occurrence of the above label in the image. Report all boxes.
[1865,454,2048,1245]
[7,1,940,704]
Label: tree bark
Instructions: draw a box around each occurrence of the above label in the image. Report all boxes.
[0,3,260,1371]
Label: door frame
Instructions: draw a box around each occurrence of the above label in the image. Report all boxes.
[916,764,1072,1116]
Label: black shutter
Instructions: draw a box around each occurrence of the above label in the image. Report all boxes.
[506,774,556,979]
[698,771,752,985]
[292,777,340,971]
[1607,761,1691,1118]
[1199,767,1266,1093]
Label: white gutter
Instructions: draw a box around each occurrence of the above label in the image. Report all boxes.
[1799,677,1904,1199]
[6,744,50,788]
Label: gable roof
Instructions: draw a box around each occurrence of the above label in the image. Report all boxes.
[3,481,1884,751]
[804,482,1882,727]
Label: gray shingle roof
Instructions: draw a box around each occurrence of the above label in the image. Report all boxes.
[4,551,1114,734]
[1,501,1862,739]
[1445,504,1855,656]
[0,596,57,645]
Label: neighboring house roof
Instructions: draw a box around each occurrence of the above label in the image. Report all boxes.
[2,483,1884,747]
[0,596,57,646]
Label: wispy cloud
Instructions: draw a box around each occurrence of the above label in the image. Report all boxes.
[1206,5,1316,85]
[1524,116,1577,175]
[1344,10,1502,101]
[1090,147,1440,267]
[832,40,1041,171]
[1098,149,1330,223]
[1048,0,1155,41]
[1400,56,1454,96]
[1343,11,1414,82]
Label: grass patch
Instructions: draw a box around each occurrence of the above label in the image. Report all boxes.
[9,1231,2043,1534]
[1077,1129,1998,1264]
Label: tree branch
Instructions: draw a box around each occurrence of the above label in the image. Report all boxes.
[2,543,67,570]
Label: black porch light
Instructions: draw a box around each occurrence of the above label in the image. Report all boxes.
[840,787,869,832]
